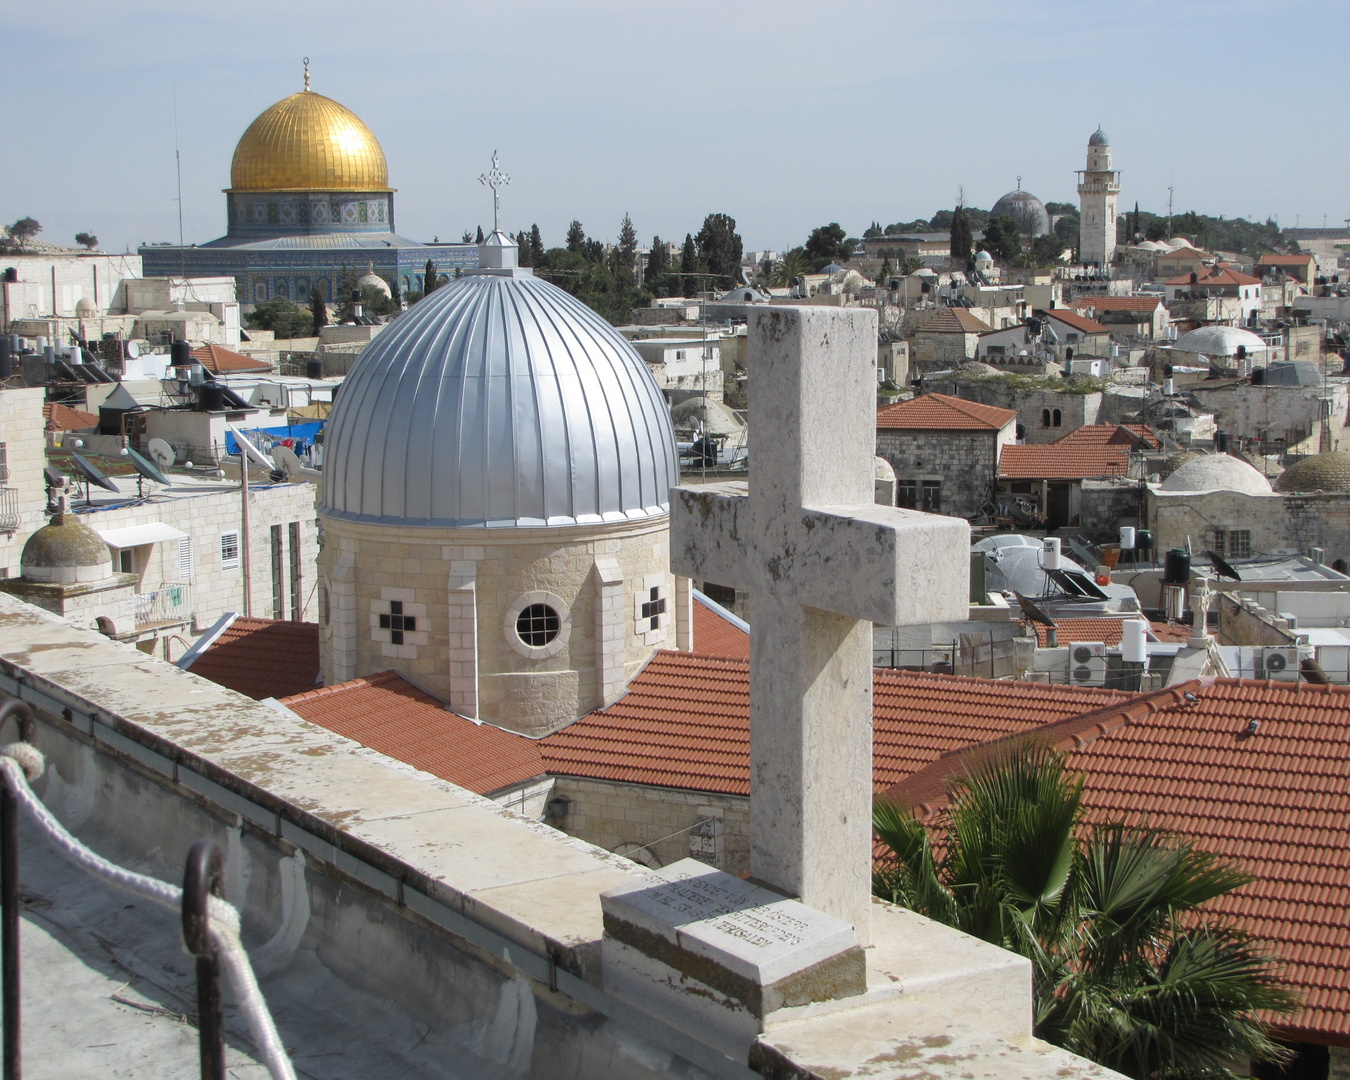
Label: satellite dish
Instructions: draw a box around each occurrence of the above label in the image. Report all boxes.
[272,445,303,478]
[1203,549,1241,582]
[70,451,120,493]
[125,445,171,487]
[147,438,176,469]
[125,340,141,359]
[1014,591,1057,628]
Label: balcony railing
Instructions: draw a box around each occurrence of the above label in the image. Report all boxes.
[0,489,19,534]
[135,583,191,627]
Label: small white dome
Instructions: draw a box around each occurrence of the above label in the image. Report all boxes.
[975,250,994,263]
[75,297,98,317]
[1173,326,1269,357]
[1160,455,1273,495]
[357,263,392,299]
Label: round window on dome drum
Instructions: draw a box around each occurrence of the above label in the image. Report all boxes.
[516,603,560,648]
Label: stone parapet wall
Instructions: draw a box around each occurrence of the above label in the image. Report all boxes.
[875,429,1000,520]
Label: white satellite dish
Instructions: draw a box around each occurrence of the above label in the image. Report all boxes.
[125,340,141,359]
[147,438,176,469]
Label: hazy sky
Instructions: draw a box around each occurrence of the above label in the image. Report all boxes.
[3,0,1345,255]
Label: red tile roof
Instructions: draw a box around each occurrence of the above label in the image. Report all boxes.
[190,343,272,374]
[42,402,98,430]
[693,596,749,660]
[280,671,546,796]
[877,393,1016,432]
[184,617,320,700]
[1000,424,1158,480]
[539,656,1131,796]
[915,308,992,335]
[1072,296,1162,313]
[1022,617,1192,647]
[882,679,1350,1042]
[1166,268,1261,287]
[1158,247,1207,260]
[1255,254,1316,267]
[1044,310,1110,336]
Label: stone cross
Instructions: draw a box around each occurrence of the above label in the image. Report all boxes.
[671,307,969,944]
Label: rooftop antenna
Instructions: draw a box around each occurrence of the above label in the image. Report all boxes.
[173,84,186,281]
[478,151,510,235]
[1167,182,1174,236]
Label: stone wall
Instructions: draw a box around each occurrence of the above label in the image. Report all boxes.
[1329,1044,1350,1080]
[1079,479,1144,542]
[319,515,672,736]
[1149,491,1291,561]
[1284,493,1350,570]
[875,429,1002,520]
[552,775,750,876]
[1216,592,1299,647]
[0,387,50,577]
[1188,382,1348,456]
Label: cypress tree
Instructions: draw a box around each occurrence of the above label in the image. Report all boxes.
[680,233,699,297]
[529,224,544,265]
[645,235,668,285]
[475,225,485,244]
[423,258,438,296]
[566,220,586,254]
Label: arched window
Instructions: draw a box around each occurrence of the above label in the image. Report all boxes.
[1041,409,1051,427]
[1052,409,1062,427]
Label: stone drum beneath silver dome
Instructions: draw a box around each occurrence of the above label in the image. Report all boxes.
[318,232,682,736]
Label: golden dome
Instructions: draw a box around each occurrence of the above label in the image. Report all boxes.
[229,90,391,193]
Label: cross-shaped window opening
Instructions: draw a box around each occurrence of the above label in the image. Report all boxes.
[641,586,666,631]
[378,599,417,645]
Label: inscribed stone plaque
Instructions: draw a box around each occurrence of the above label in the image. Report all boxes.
[601,858,864,1014]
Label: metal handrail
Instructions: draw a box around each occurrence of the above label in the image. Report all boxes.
[182,840,226,1080]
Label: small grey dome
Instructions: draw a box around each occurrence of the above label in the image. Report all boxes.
[1160,455,1273,495]
[990,189,1050,237]
[1173,326,1269,358]
[357,263,391,299]
[21,511,111,584]
[1089,127,1110,146]
[1274,452,1350,494]
[322,269,678,528]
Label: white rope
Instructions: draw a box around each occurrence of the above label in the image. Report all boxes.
[0,747,296,1080]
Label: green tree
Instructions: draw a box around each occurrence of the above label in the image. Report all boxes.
[770,248,812,288]
[645,236,669,285]
[310,292,328,337]
[949,203,973,264]
[528,224,545,266]
[804,222,851,269]
[334,267,360,323]
[615,213,638,287]
[475,225,485,244]
[360,283,398,318]
[245,297,311,340]
[566,220,586,254]
[873,742,1296,1080]
[876,257,893,285]
[7,217,41,249]
[1030,233,1066,266]
[74,232,98,250]
[680,233,700,296]
[982,215,1023,263]
[423,258,440,296]
[695,213,743,288]
[901,256,923,275]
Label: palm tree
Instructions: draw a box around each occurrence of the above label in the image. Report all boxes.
[873,742,1296,1080]
[770,249,812,289]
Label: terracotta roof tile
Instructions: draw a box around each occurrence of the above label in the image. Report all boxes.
[882,679,1350,1041]
[1073,297,1163,313]
[184,617,320,700]
[190,343,272,374]
[692,597,749,660]
[280,671,546,796]
[1000,424,1157,480]
[1255,254,1315,267]
[916,308,992,335]
[878,393,1016,432]
[42,402,99,430]
[539,657,1130,796]
[1044,310,1111,336]
[1165,268,1262,287]
[1022,617,1191,647]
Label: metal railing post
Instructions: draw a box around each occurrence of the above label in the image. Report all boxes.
[182,839,226,1080]
[0,698,34,1080]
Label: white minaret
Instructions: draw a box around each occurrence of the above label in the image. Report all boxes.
[1077,126,1120,267]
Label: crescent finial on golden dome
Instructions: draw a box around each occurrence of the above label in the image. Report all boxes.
[228,88,391,193]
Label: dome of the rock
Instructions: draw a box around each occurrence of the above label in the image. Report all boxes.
[230,90,390,192]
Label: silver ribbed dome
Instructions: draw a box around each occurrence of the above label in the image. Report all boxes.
[990,189,1050,238]
[322,269,678,528]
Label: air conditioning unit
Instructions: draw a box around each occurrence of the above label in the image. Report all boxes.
[1259,647,1299,682]
[1070,642,1108,686]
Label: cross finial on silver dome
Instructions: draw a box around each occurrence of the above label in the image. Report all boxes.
[303,56,311,91]
[478,151,511,235]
